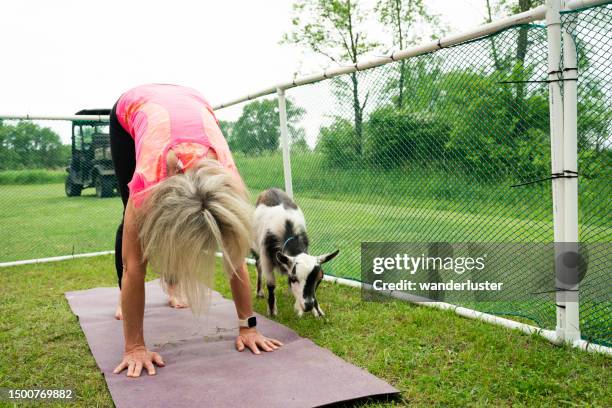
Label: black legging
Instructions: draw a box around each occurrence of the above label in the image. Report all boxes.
[109,102,136,288]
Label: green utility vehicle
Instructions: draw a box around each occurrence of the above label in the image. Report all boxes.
[65,109,117,197]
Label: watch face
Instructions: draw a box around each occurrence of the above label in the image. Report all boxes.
[248,316,257,328]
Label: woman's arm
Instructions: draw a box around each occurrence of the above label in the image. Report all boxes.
[113,199,164,377]
[230,263,255,320]
[230,263,283,354]
[121,200,146,351]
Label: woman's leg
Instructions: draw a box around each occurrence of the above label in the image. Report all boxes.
[109,103,135,289]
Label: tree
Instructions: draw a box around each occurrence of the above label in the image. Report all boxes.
[0,120,68,170]
[365,106,450,169]
[486,1,545,95]
[482,0,545,142]
[485,0,503,70]
[439,70,550,179]
[513,1,544,106]
[0,123,20,169]
[317,118,361,167]
[229,99,305,156]
[283,0,379,155]
[485,0,545,20]
[218,120,234,142]
[376,0,443,108]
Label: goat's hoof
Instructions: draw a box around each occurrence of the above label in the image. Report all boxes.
[256,291,265,298]
[313,308,325,318]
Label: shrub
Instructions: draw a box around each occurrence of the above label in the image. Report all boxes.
[316,119,361,168]
[0,121,69,170]
[0,169,65,185]
[364,106,450,169]
[440,71,551,181]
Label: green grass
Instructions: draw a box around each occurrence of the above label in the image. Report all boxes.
[0,256,610,407]
[0,180,561,264]
[0,183,123,261]
[0,169,66,185]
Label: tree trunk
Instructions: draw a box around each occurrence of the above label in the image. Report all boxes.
[515,27,529,101]
[513,0,532,139]
[350,72,363,155]
[486,0,502,71]
[395,0,405,109]
[397,60,405,108]
[346,1,363,155]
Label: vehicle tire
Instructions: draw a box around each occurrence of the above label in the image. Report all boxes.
[95,176,114,198]
[65,177,82,197]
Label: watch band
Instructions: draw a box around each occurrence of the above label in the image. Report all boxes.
[238,315,257,328]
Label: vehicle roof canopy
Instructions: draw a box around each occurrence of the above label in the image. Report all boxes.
[72,109,111,126]
[74,109,111,116]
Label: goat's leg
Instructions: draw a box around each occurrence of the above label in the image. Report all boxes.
[255,258,264,298]
[260,256,277,316]
[312,299,325,317]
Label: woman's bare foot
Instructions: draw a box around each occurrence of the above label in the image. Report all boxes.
[167,285,188,308]
[115,293,123,320]
[168,296,188,308]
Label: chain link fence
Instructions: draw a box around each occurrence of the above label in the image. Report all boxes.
[218,4,610,347]
[285,23,558,330]
[220,24,558,329]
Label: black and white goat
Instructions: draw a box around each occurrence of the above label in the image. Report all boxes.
[252,188,339,317]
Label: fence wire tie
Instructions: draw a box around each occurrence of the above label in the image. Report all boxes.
[532,287,580,295]
[511,170,578,188]
[500,67,580,85]
[436,39,443,49]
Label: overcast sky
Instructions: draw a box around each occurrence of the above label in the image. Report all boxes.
[1,0,496,143]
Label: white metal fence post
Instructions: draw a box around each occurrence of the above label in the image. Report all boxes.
[546,0,580,343]
[277,87,294,198]
[546,0,566,342]
[561,0,581,343]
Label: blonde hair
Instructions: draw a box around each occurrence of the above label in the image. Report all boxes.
[137,160,252,314]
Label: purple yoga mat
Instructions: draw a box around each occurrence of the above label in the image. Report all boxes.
[65,280,398,408]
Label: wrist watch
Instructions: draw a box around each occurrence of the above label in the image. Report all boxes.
[238,315,257,328]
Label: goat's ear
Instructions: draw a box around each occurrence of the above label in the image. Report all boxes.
[276,252,293,268]
[318,249,340,264]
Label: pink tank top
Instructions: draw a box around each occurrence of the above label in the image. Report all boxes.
[115,84,241,206]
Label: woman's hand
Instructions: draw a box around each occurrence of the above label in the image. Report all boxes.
[113,346,165,377]
[229,263,282,354]
[235,327,283,355]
